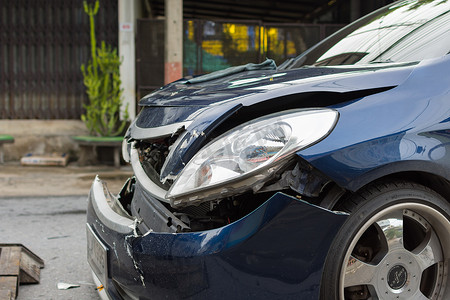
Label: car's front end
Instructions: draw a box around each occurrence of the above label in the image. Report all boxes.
[87,175,348,299]
[86,77,357,299]
[87,1,450,299]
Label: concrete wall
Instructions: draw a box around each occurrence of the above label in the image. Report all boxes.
[0,120,90,162]
[119,0,141,120]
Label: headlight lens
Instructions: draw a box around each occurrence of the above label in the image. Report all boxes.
[167,108,338,207]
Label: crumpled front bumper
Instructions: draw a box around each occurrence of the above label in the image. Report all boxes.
[86,177,347,300]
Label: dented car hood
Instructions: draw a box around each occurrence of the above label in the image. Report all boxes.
[127,62,417,180]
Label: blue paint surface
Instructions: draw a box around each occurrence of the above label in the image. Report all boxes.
[87,192,347,299]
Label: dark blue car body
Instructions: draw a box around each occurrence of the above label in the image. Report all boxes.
[87,192,348,299]
[86,1,450,299]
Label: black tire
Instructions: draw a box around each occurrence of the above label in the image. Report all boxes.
[320,181,450,300]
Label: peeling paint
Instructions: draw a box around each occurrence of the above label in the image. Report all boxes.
[112,241,119,260]
[124,235,146,287]
[139,274,146,286]
[189,130,206,138]
[179,139,189,149]
[95,219,105,233]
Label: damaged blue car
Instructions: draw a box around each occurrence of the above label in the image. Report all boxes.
[86,1,450,299]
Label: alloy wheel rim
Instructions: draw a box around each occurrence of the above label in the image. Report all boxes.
[339,203,450,299]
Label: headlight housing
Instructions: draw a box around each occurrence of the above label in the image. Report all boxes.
[167,108,339,207]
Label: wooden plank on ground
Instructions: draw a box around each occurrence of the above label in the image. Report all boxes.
[19,250,44,284]
[0,245,44,284]
[0,290,14,300]
[0,276,17,299]
[0,247,21,276]
[0,244,45,299]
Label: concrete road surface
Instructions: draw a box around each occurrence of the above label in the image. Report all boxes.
[0,195,101,300]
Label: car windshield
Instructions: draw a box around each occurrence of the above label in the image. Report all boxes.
[285,0,450,69]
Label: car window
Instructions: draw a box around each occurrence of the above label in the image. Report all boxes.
[287,0,450,68]
[375,10,450,63]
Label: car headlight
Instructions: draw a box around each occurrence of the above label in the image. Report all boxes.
[167,108,339,207]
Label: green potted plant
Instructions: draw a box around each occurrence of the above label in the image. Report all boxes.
[81,0,128,137]
[74,0,129,167]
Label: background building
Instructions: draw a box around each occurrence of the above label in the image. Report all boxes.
[0,0,392,161]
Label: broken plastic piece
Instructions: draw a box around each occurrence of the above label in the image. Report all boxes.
[57,282,80,290]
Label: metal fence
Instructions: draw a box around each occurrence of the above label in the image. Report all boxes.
[0,0,118,120]
[3,3,342,120]
[136,19,165,100]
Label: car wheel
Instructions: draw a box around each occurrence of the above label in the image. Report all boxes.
[320,181,450,300]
